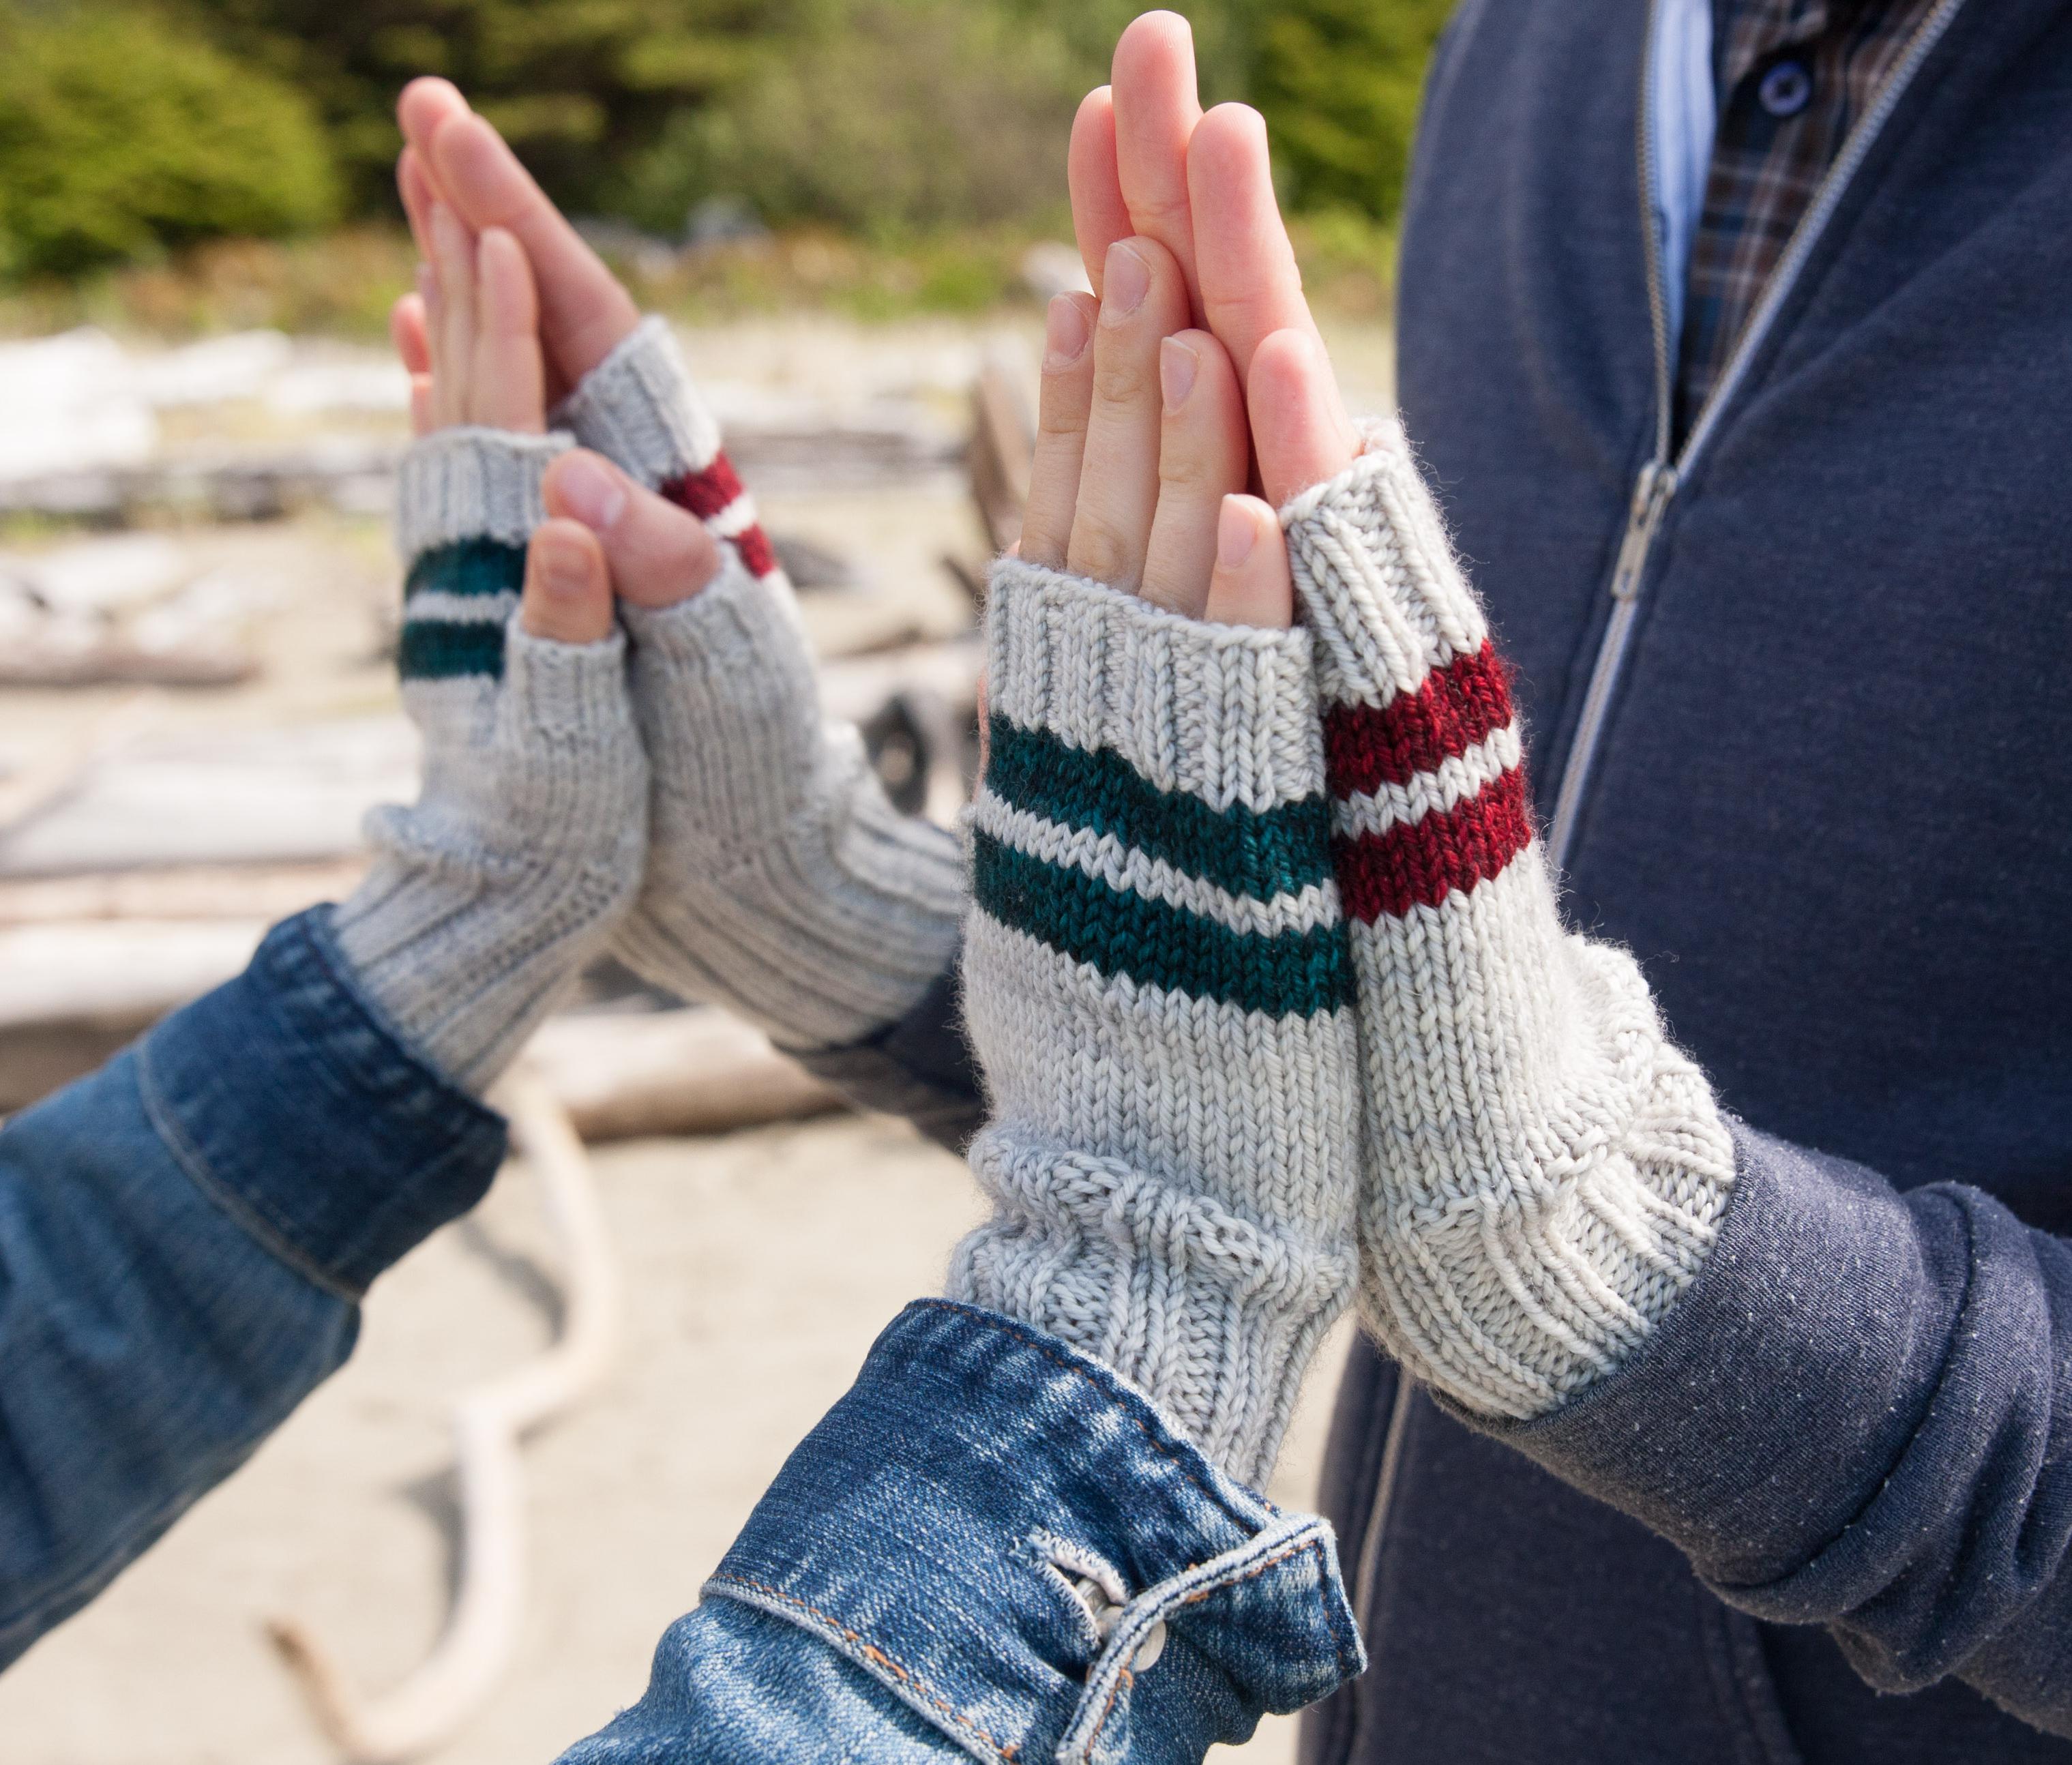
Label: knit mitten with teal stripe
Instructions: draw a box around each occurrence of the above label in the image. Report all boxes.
[552,317,965,1048]
[333,427,649,1094]
[1280,424,1736,1421]
[949,558,1362,1489]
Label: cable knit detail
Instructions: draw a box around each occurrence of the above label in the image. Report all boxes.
[554,317,964,1048]
[332,428,647,1094]
[949,559,1362,1489]
[1282,423,1738,1421]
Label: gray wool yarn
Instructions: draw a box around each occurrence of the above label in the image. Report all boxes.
[1282,423,1738,1421]
[554,317,966,1050]
[333,428,649,1095]
[949,559,1363,1490]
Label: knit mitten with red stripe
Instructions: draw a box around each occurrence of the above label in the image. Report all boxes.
[553,318,964,1047]
[1281,424,1738,1421]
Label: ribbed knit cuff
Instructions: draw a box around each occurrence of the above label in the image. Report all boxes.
[396,426,572,559]
[552,315,720,491]
[953,561,1360,1490]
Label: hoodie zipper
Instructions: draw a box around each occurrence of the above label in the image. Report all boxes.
[1342,1,1969,1745]
[1544,0,1968,873]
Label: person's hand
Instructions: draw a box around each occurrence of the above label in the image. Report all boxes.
[1068,12,1363,509]
[1020,232,1294,629]
[391,81,641,409]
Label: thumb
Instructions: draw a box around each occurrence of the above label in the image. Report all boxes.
[543,450,723,609]
[520,518,614,643]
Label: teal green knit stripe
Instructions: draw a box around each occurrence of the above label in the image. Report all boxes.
[405,537,528,603]
[972,830,1349,1018]
[985,714,1333,901]
[399,621,505,681]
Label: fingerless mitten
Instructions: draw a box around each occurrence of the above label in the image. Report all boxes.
[1283,425,1737,1421]
[949,558,1363,1489]
[555,318,964,1047]
[333,428,648,1093]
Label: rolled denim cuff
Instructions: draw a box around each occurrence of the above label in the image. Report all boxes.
[707,1299,1365,1763]
[136,906,507,1297]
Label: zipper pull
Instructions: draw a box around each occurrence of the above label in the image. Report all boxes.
[1610,461,1677,600]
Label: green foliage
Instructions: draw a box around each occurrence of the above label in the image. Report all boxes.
[0,4,338,278]
[188,0,826,213]
[1252,0,1452,224]
[0,0,1454,287]
[623,0,1082,236]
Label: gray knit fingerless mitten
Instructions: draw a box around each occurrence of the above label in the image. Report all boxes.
[554,317,964,1048]
[1284,424,1738,1421]
[333,428,649,1094]
[949,559,1363,1489]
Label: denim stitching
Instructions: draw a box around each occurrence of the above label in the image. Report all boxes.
[707,1573,1020,1762]
[1078,1534,1355,1757]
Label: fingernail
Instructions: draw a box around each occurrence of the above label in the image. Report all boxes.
[1102,242,1150,321]
[415,263,435,306]
[1217,496,1258,569]
[1044,295,1091,370]
[554,453,626,531]
[533,530,593,599]
[1160,338,1198,412]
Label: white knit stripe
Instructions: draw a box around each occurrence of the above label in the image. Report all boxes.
[402,589,520,627]
[971,788,1342,939]
[705,491,759,540]
[1331,723,1524,840]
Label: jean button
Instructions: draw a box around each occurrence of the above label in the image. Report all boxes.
[1760,59,1814,117]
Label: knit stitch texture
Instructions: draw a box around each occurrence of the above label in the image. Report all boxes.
[1282,422,1738,1421]
[949,557,1363,1489]
[333,428,648,1093]
[556,316,965,1048]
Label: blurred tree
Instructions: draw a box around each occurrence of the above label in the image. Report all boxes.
[187,0,827,212]
[0,3,338,276]
[1251,0,1453,223]
[624,0,1084,237]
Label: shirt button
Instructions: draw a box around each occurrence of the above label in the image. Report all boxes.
[1760,59,1814,117]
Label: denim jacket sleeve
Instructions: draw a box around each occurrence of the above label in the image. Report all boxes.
[0,907,505,1670]
[1479,1119,2072,1738]
[559,1301,1365,1765]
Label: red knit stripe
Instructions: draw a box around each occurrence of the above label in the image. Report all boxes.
[1334,765,1533,923]
[734,524,780,579]
[662,453,745,522]
[1323,642,1515,797]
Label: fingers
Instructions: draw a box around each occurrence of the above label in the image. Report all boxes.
[1188,104,1328,381]
[1139,329,1248,618]
[544,451,724,610]
[430,113,640,389]
[1110,12,1204,316]
[398,145,443,263]
[428,202,476,430]
[521,518,614,644]
[469,228,546,432]
[1248,328,1361,509]
[390,293,433,436]
[1019,293,1098,568]
[1067,237,1194,591]
[1205,495,1294,629]
[1067,89,1130,297]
